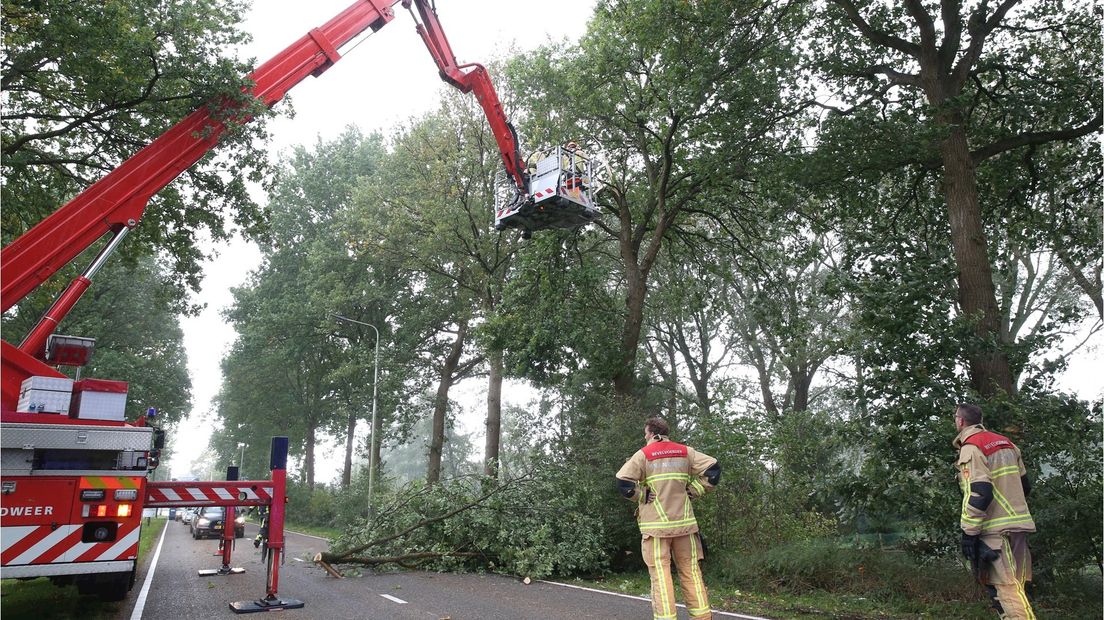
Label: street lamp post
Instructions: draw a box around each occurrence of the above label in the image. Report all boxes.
[331,313,380,519]
[237,442,246,477]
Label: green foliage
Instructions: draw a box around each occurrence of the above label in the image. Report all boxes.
[332,466,614,580]
[286,481,340,528]
[1,0,275,296]
[722,540,972,601]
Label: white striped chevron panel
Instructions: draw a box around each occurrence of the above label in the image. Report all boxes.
[1,522,139,567]
[144,481,274,507]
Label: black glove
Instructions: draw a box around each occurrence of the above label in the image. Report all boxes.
[960,532,980,561]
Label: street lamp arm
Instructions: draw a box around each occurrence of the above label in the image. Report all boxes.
[330,312,381,522]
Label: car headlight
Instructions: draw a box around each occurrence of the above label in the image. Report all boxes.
[235,516,245,524]
[197,518,210,526]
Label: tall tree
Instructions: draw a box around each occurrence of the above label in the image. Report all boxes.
[351,87,521,481]
[812,0,1102,396]
[509,0,808,398]
[219,128,386,489]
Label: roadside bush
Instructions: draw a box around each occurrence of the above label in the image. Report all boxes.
[718,539,975,602]
[285,481,339,527]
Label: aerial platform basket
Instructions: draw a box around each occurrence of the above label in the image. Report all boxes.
[495,145,599,237]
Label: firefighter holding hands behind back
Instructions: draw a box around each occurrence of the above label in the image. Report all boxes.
[954,403,1037,619]
[616,417,720,620]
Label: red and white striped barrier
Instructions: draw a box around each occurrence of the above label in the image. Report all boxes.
[144,481,274,507]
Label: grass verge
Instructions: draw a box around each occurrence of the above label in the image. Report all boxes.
[564,539,1101,619]
[566,572,994,620]
[244,516,340,541]
[0,517,167,620]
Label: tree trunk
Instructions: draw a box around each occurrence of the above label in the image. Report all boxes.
[791,368,812,413]
[484,347,503,478]
[614,262,647,397]
[428,320,468,485]
[939,120,1016,397]
[342,408,356,489]
[305,423,317,490]
[666,340,678,419]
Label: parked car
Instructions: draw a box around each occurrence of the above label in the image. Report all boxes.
[181,507,198,524]
[190,506,245,539]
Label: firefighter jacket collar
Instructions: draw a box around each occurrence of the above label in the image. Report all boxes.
[953,424,986,449]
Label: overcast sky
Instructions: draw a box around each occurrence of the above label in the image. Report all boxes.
[170,0,596,481]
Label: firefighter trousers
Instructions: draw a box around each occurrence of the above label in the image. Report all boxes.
[981,532,1035,620]
[642,533,711,620]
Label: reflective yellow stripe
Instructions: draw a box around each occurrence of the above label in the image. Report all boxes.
[1003,537,1036,618]
[959,474,973,523]
[992,487,1018,516]
[653,538,673,618]
[645,473,691,484]
[990,465,1019,479]
[689,535,707,613]
[640,518,697,530]
[690,479,704,495]
[981,514,1034,529]
[651,490,669,522]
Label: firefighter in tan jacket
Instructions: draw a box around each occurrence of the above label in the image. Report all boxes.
[954,403,1036,620]
[616,417,720,620]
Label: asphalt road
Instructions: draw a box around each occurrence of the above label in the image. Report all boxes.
[115,519,764,620]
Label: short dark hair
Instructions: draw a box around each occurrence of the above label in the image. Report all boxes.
[956,403,983,425]
[645,416,669,437]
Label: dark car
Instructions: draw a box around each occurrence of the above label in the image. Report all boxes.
[190,506,245,539]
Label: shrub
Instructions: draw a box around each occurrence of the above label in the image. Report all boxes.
[718,539,976,602]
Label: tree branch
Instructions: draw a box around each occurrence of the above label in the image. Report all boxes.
[971,110,1103,163]
[829,0,922,57]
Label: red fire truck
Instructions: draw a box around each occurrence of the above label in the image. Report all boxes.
[1,0,587,606]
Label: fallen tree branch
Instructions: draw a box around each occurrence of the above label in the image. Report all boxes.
[312,553,345,579]
[328,551,484,567]
[321,471,532,564]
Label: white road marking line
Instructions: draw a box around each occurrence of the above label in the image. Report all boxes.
[130,520,169,620]
[538,580,771,620]
[293,557,304,562]
[379,593,408,604]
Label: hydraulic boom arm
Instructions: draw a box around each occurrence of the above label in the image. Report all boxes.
[0,0,527,410]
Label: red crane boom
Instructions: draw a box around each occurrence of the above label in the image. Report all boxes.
[0,0,527,409]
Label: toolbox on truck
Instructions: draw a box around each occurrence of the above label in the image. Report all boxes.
[70,379,128,421]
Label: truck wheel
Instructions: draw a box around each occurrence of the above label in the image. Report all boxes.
[96,574,131,602]
[77,571,132,602]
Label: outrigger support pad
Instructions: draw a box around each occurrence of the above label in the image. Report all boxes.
[199,566,245,576]
[229,595,305,613]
